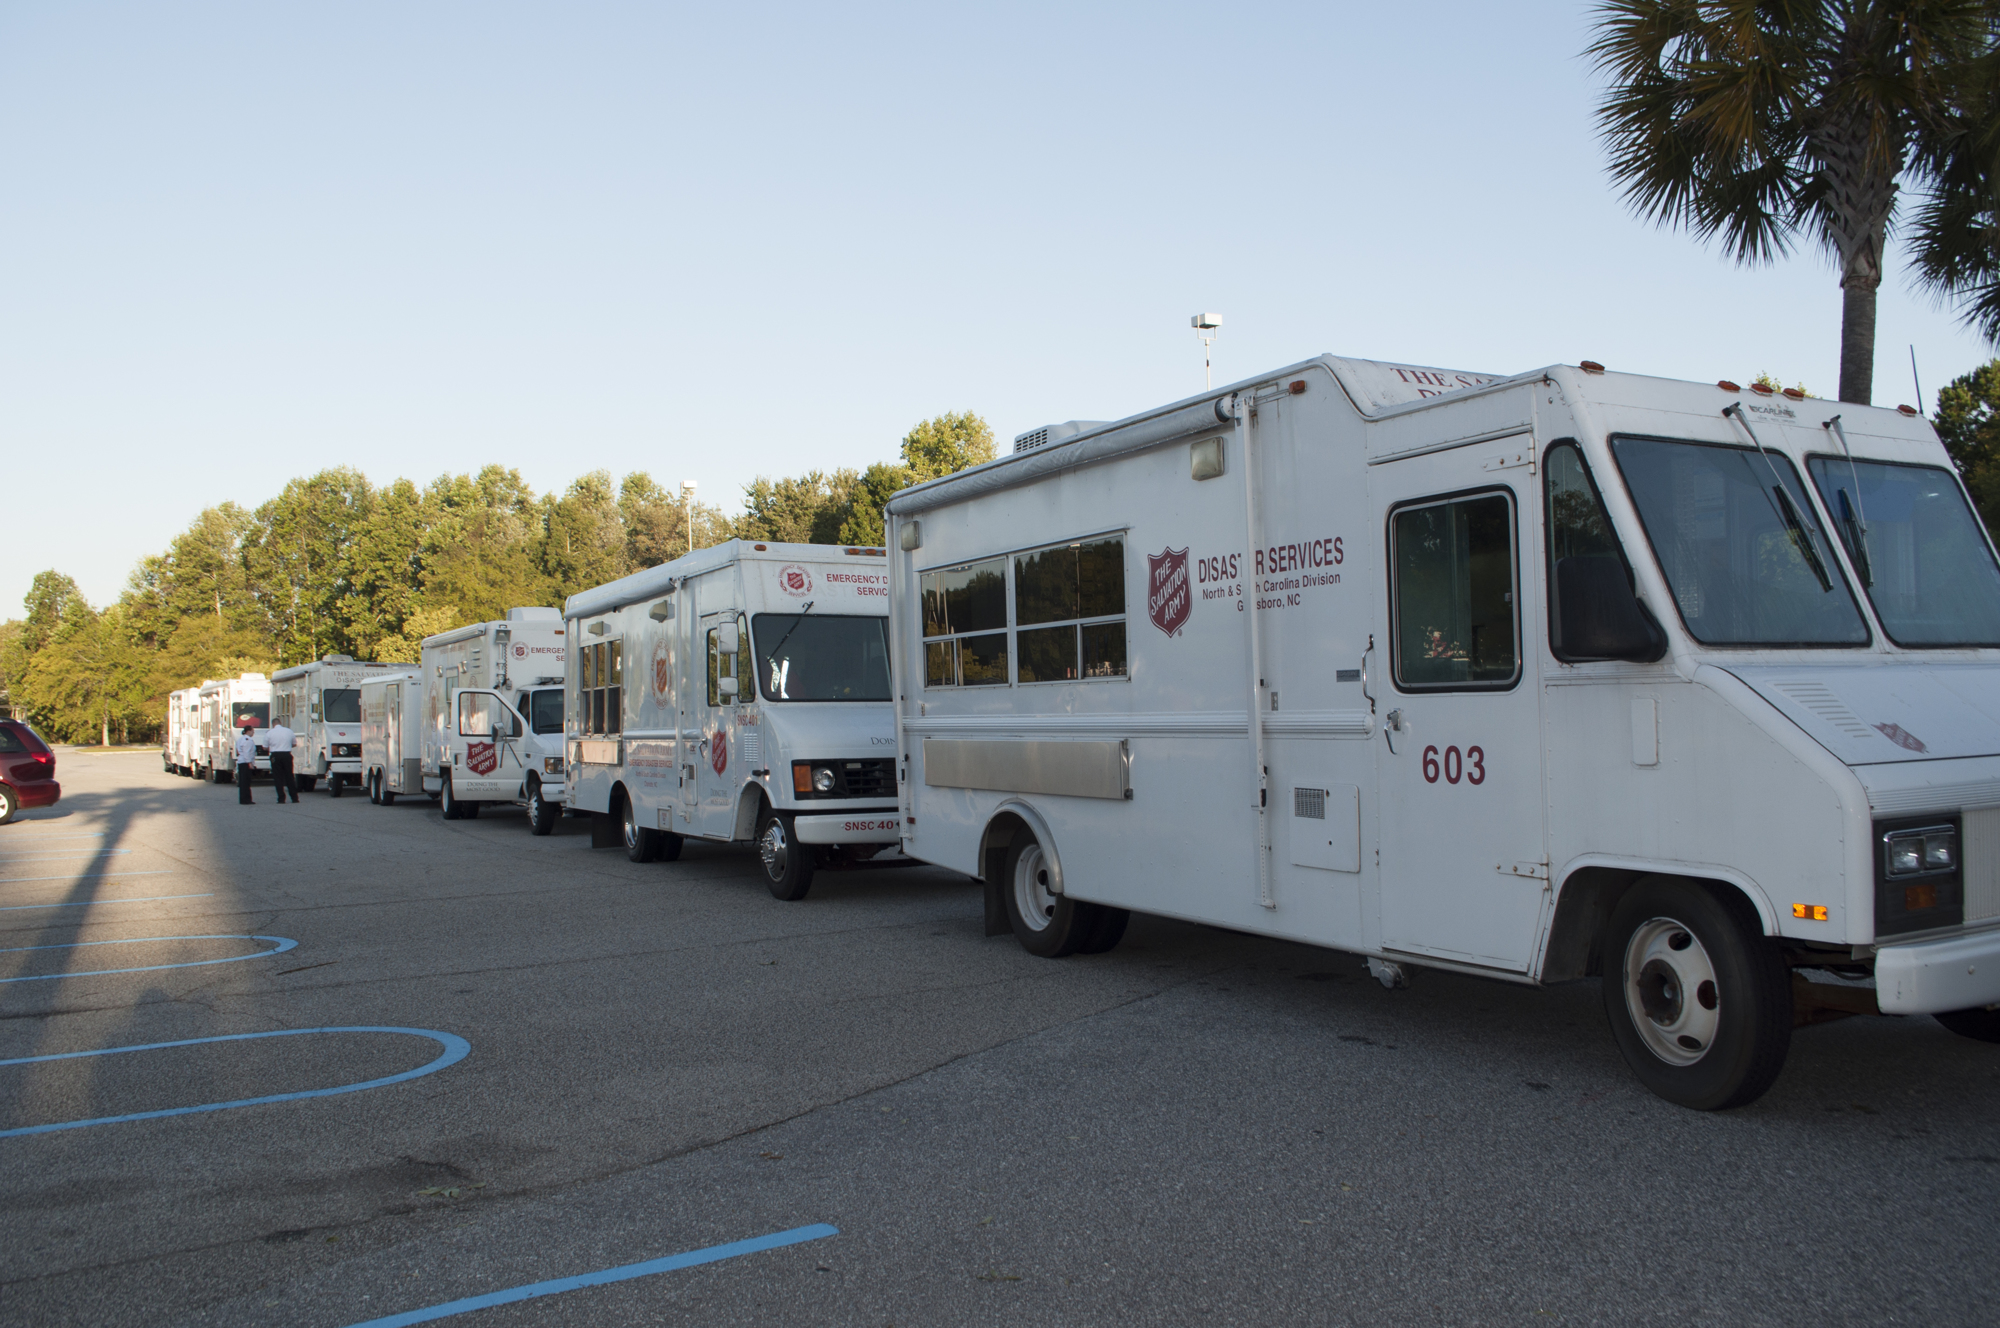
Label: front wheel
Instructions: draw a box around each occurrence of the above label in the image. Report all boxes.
[756,808,814,900]
[298,775,317,793]
[526,781,559,836]
[1003,830,1119,958]
[1601,877,1792,1110]
[1935,1007,2000,1043]
[622,797,659,862]
[0,784,17,825]
[329,773,343,799]
[439,774,462,820]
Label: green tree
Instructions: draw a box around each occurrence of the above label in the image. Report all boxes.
[1934,357,2000,533]
[833,462,913,546]
[901,410,995,481]
[340,477,427,662]
[242,469,375,665]
[736,470,856,544]
[539,470,628,601]
[1589,1,1996,404]
[420,467,552,622]
[618,472,736,567]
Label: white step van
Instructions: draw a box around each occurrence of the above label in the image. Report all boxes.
[272,655,415,795]
[197,673,271,784]
[883,354,2000,1109]
[163,686,204,776]
[563,540,901,897]
[419,608,569,827]
[359,669,424,804]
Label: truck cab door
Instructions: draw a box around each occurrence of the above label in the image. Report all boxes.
[695,612,746,836]
[1370,443,1550,972]
[452,689,528,798]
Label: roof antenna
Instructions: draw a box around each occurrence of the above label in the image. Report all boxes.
[1910,344,1926,416]
[1192,313,1223,389]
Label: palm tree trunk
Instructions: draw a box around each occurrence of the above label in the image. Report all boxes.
[1840,273,1878,405]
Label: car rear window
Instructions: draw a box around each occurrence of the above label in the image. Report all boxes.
[0,726,24,754]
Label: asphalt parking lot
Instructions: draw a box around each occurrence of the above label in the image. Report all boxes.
[3,751,1999,1327]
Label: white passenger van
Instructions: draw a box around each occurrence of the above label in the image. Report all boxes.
[419,608,568,827]
[197,673,271,783]
[272,655,414,795]
[563,540,900,897]
[884,354,2000,1109]
[359,669,424,804]
[163,686,204,776]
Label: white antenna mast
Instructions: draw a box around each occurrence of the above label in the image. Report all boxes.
[1192,313,1223,389]
[681,479,698,553]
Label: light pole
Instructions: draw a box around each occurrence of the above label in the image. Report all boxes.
[1192,313,1223,389]
[681,479,698,553]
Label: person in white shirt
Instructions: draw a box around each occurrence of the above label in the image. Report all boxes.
[267,719,298,804]
[233,722,258,805]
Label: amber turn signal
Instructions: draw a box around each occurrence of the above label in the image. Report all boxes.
[1791,903,1829,921]
[792,763,813,795]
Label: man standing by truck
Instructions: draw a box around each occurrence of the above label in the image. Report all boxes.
[267,715,298,804]
[233,720,258,805]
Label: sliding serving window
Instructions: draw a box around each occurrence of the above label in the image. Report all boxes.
[920,535,1129,688]
[921,559,1009,687]
[578,639,623,734]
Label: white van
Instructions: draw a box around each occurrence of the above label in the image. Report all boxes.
[883,353,2000,1109]
[197,673,271,783]
[163,686,204,776]
[563,540,900,897]
[419,608,569,826]
[359,669,424,804]
[272,655,415,795]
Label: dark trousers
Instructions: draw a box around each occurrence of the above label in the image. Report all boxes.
[237,762,255,804]
[271,752,297,803]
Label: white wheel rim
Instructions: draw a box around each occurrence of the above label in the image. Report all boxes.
[623,804,639,848]
[1012,843,1057,932]
[1623,917,1721,1067]
[759,820,789,879]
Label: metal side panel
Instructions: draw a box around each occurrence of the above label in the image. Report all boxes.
[923,738,1129,801]
[401,758,422,793]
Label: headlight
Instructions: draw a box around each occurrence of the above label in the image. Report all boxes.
[1884,825,1956,877]
[813,767,836,794]
[544,756,564,774]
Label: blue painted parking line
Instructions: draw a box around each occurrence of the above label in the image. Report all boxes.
[0,1027,471,1138]
[341,1223,840,1327]
[0,871,174,884]
[0,893,213,912]
[0,934,296,983]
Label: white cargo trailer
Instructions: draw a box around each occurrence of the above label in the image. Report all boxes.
[359,669,424,804]
[563,540,901,896]
[272,655,415,795]
[163,686,204,776]
[197,673,271,783]
[884,353,2000,1109]
[419,608,569,825]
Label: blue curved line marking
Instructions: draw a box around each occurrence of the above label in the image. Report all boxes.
[0,934,298,983]
[0,1026,471,1138]
[342,1223,840,1327]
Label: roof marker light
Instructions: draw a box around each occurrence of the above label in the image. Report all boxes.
[1783,387,1806,400]
[1898,404,1920,416]
[1288,380,1307,395]
[1750,382,1775,395]
[1718,380,1741,392]
[1580,360,1605,374]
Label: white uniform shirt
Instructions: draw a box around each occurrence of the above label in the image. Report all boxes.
[233,732,257,764]
[267,723,296,753]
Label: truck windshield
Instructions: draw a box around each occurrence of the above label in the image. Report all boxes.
[322,689,360,723]
[1612,436,1870,646]
[527,689,564,734]
[1805,456,2000,646]
[231,702,270,727]
[752,614,891,701]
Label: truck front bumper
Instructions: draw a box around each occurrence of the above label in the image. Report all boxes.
[1876,924,2000,1014]
[793,812,902,845]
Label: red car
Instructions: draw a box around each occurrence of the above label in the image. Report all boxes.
[0,719,60,824]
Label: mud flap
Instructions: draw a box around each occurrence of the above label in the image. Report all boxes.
[590,812,622,849]
[983,846,1009,937]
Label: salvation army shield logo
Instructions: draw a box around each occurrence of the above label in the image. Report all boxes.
[777,564,814,597]
[466,741,498,775]
[1875,722,1929,754]
[1147,547,1192,637]
[512,644,527,660]
[710,728,729,776]
[652,638,672,701]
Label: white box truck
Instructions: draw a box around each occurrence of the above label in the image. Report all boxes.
[419,608,569,826]
[563,540,901,897]
[197,672,271,784]
[163,686,204,776]
[272,655,415,796]
[359,669,424,804]
[883,353,2000,1110]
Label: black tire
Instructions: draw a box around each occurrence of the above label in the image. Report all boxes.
[526,780,558,836]
[330,774,343,799]
[1002,829,1112,959]
[439,773,462,820]
[658,830,683,862]
[756,807,814,901]
[367,771,382,805]
[1935,1007,2000,1043]
[0,784,16,825]
[1078,905,1132,955]
[299,775,317,793]
[622,796,659,862]
[1601,876,1793,1110]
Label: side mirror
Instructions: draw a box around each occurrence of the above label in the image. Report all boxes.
[717,676,739,699]
[716,623,741,655]
[1554,558,1667,662]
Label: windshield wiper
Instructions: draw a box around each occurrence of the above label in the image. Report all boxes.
[1773,485,1834,592]
[1824,415,1874,587]
[761,602,813,698]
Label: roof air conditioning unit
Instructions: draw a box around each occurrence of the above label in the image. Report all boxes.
[1013,420,1110,454]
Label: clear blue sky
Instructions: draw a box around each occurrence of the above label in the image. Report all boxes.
[3,1,1992,617]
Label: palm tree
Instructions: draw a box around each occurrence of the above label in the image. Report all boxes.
[1589,1,1996,404]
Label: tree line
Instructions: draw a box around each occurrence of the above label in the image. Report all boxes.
[0,413,993,745]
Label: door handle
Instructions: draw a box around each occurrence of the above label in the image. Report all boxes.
[1359,636,1376,715]
[1384,708,1408,755]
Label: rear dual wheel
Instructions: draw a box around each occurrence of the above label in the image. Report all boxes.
[1003,831,1128,958]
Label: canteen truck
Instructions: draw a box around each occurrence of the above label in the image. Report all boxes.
[272,655,414,795]
[883,352,2000,1109]
[419,608,569,826]
[359,669,424,804]
[163,686,204,776]
[563,540,900,897]
[197,672,271,783]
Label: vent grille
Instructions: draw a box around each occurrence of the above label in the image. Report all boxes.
[1294,787,1327,819]
[1014,427,1050,453]
[1966,808,2000,922]
[1768,680,1874,739]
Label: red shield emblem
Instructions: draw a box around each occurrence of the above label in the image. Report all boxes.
[466,741,498,775]
[1147,547,1192,637]
[1874,722,1929,754]
[710,731,728,776]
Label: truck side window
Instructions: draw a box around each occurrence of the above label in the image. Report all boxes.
[920,557,1008,686]
[458,691,498,736]
[707,623,738,706]
[1546,442,1637,660]
[581,640,623,733]
[1390,490,1519,689]
[1015,536,1128,683]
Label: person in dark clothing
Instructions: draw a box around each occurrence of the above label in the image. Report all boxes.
[233,723,258,805]
[267,718,298,804]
